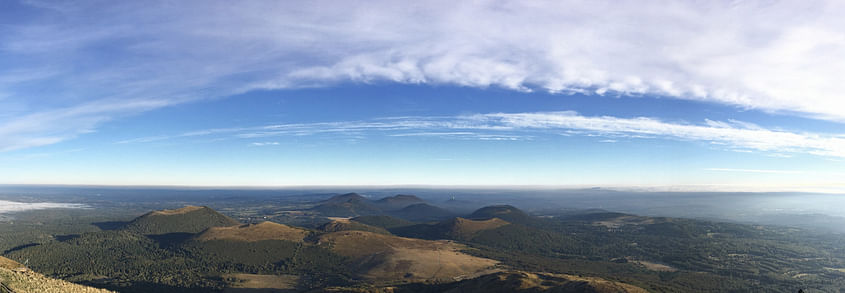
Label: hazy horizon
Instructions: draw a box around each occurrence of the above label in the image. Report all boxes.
[2,182,845,194]
[3,184,845,233]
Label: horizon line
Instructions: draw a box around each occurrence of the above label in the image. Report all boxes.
[0,183,842,194]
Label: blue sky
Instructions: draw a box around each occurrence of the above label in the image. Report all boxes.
[1,1,844,191]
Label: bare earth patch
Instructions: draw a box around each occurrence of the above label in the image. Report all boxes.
[634,260,677,272]
[223,273,298,292]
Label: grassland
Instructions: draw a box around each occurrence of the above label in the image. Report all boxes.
[1,256,114,293]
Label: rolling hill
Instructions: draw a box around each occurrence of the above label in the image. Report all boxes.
[386,206,583,258]
[372,194,425,211]
[318,219,391,235]
[389,203,455,222]
[183,215,502,286]
[468,205,532,224]
[123,206,241,235]
[194,221,310,242]
[322,193,368,204]
[390,217,510,241]
[310,193,446,219]
[316,230,500,283]
[310,194,382,217]
[350,215,414,229]
[436,217,510,240]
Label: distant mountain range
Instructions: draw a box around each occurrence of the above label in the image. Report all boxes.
[309,193,456,221]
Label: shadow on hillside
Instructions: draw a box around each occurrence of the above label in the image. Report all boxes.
[54,234,80,242]
[147,232,194,247]
[91,221,130,231]
[3,243,39,254]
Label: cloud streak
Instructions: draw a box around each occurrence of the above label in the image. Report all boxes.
[122,111,845,159]
[3,1,845,151]
[484,112,845,158]
[703,168,803,175]
[250,142,279,147]
[0,98,173,151]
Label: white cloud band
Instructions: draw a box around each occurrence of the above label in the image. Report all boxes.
[123,111,845,159]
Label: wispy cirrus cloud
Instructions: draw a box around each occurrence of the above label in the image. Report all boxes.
[0,98,173,151]
[250,142,279,147]
[389,132,528,141]
[2,1,845,152]
[703,168,803,175]
[485,112,845,158]
[120,111,845,159]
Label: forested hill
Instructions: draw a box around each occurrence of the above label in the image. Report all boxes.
[123,206,240,235]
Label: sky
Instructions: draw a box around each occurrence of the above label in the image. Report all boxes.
[0,1,844,191]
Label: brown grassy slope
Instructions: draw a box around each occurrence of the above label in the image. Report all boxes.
[222,273,299,291]
[441,217,509,240]
[318,231,500,283]
[195,221,310,242]
[0,266,114,293]
[0,257,21,270]
[318,219,391,235]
